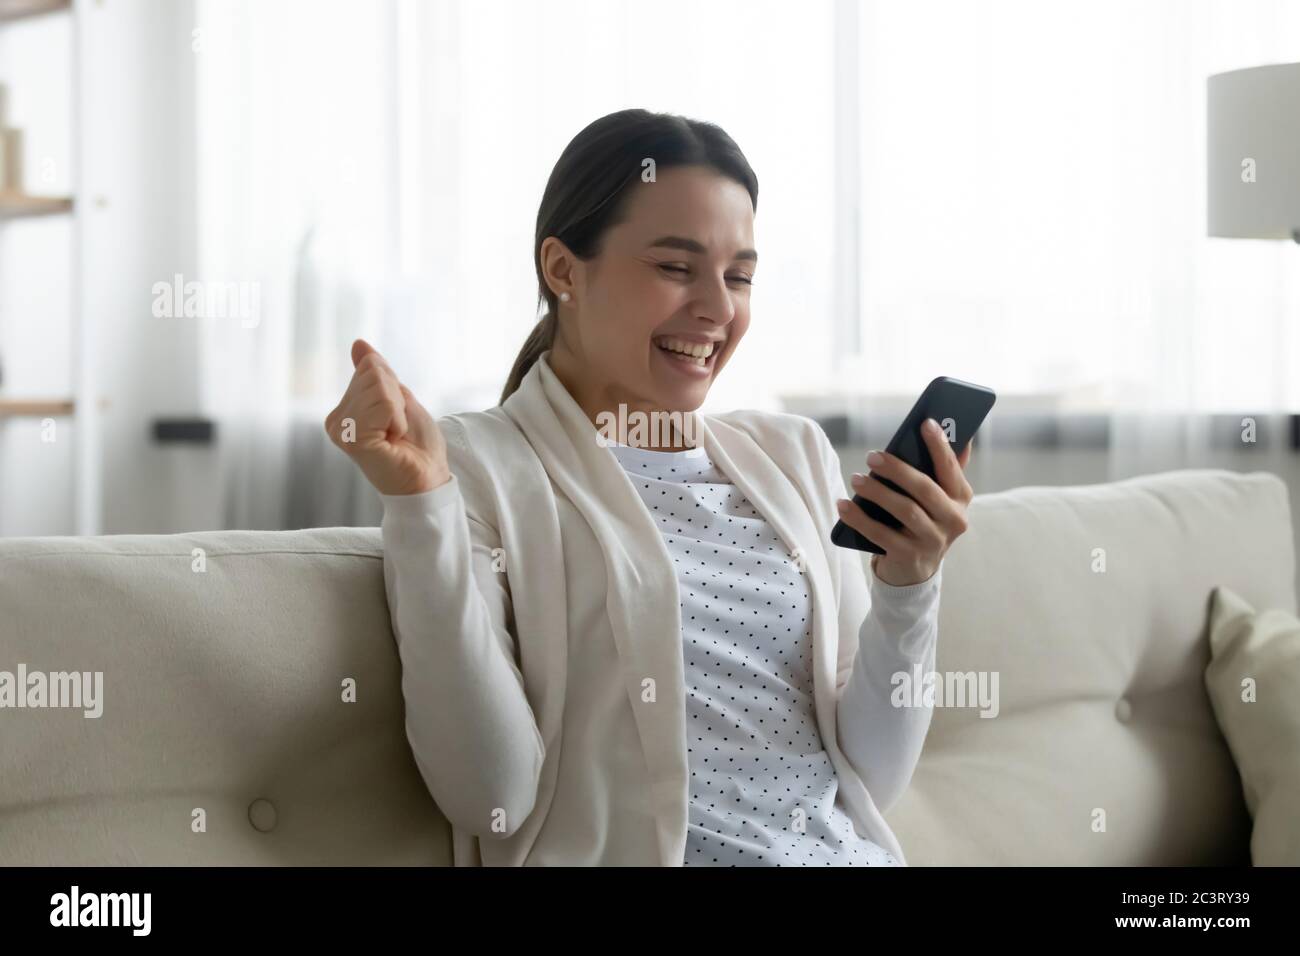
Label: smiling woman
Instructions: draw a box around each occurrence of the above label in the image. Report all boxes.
[500,110,761,446]
[325,108,974,867]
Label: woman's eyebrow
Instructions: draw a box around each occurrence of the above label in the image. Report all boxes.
[647,235,759,262]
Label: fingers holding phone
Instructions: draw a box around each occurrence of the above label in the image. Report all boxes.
[830,377,994,584]
[838,452,967,587]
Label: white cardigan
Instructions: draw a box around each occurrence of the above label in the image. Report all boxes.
[379,351,943,866]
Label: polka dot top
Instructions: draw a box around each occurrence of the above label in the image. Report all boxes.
[608,439,903,867]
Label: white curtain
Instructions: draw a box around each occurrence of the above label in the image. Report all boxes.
[848,0,1300,481]
[195,0,406,529]
[195,0,1300,529]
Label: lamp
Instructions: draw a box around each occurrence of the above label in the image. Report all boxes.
[1207,62,1300,243]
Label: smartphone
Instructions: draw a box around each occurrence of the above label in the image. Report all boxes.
[830,376,996,554]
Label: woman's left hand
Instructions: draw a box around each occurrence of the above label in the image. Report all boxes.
[836,417,975,587]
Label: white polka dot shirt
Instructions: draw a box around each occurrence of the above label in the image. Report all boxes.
[609,439,940,866]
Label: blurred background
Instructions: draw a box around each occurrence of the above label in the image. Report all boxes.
[0,0,1297,550]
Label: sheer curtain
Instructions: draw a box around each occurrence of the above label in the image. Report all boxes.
[195,0,407,528]
[849,0,1300,481]
[196,0,841,527]
[194,0,1299,529]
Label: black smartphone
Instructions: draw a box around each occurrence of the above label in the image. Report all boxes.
[830,376,996,553]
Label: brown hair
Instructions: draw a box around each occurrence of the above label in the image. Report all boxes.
[498,109,758,404]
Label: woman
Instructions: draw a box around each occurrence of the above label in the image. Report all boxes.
[325,109,973,866]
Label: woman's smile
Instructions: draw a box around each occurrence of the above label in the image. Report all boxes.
[652,333,722,377]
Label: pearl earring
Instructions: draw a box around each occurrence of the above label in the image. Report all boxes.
[559,292,571,302]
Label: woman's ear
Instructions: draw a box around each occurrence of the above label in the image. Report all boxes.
[540,236,579,303]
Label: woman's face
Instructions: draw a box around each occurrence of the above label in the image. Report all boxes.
[546,165,756,423]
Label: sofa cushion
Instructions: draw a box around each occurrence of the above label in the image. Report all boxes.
[1205,584,1300,865]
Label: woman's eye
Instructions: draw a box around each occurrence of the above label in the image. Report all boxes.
[657,263,752,286]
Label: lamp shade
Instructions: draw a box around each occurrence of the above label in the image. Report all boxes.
[1207,62,1300,241]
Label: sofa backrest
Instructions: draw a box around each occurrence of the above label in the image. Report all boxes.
[886,468,1295,865]
[0,527,449,865]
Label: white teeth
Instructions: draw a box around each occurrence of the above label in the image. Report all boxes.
[655,336,716,360]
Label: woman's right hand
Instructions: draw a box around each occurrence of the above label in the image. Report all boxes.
[325,339,451,496]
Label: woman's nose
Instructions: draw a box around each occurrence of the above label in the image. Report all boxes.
[693,274,737,325]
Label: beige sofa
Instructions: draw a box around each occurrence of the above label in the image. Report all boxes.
[1,468,1292,865]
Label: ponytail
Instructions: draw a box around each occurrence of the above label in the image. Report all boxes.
[499,311,558,405]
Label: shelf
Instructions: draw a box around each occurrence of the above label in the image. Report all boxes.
[0,398,75,417]
[0,192,74,220]
[0,0,70,24]
[0,0,93,534]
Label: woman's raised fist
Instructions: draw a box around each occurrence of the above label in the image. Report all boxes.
[324,339,451,496]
